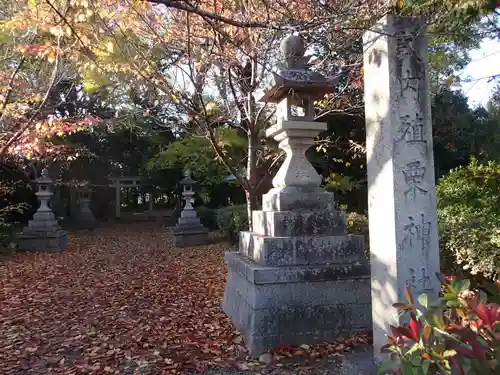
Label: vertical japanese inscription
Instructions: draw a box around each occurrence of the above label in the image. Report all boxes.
[403,161,428,202]
[395,29,423,95]
[397,114,426,144]
[399,214,431,255]
[394,28,426,148]
[405,267,434,293]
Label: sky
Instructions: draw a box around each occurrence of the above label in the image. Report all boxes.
[459,37,500,108]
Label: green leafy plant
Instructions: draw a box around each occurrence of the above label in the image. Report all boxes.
[346,211,369,256]
[379,276,500,375]
[216,204,248,243]
[196,206,217,231]
[0,180,30,248]
[437,159,500,280]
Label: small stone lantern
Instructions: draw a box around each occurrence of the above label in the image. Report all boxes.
[173,169,208,248]
[74,183,97,229]
[16,168,68,252]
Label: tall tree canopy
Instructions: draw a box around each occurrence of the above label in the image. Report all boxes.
[1,0,498,226]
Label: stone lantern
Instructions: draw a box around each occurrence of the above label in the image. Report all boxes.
[74,183,97,229]
[172,169,208,247]
[16,168,68,252]
[222,34,371,355]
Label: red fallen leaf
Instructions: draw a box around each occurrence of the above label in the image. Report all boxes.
[234,362,249,370]
[0,223,372,374]
[20,359,30,370]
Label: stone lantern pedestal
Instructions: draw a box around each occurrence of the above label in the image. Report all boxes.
[222,35,371,355]
[74,184,97,229]
[16,168,68,252]
[173,170,208,247]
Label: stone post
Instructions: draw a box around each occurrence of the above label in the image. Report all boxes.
[363,15,440,362]
[172,169,208,247]
[223,34,371,356]
[115,181,121,218]
[16,168,68,252]
[148,192,154,212]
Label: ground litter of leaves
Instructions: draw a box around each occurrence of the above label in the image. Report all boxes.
[0,223,370,375]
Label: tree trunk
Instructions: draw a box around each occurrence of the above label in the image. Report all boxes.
[246,130,259,231]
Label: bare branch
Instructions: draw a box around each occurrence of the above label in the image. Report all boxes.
[0,57,25,127]
[146,0,276,29]
[1,50,61,157]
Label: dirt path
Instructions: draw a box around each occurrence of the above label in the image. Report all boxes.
[0,223,374,374]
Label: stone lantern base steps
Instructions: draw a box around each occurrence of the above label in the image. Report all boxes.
[16,211,68,252]
[222,187,371,356]
[173,208,208,247]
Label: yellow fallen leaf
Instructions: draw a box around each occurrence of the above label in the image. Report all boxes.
[47,52,57,64]
[106,41,114,53]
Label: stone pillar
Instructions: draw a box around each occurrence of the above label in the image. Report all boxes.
[172,169,208,247]
[16,168,68,252]
[363,14,440,362]
[115,181,121,218]
[148,192,154,212]
[223,34,371,356]
[74,185,97,229]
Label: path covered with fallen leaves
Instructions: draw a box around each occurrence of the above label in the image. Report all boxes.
[0,223,370,375]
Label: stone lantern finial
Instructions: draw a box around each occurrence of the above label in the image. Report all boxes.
[280,34,308,70]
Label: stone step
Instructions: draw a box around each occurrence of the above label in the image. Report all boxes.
[252,209,347,237]
[239,231,365,266]
[224,251,370,285]
[27,219,59,229]
[223,251,371,356]
[173,223,208,233]
[262,187,336,211]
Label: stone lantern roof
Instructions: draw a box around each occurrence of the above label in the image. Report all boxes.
[36,168,52,186]
[259,34,339,104]
[180,169,196,186]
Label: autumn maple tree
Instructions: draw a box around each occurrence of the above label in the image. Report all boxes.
[0,0,97,163]
[3,0,498,226]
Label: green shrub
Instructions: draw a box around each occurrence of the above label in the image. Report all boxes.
[345,212,369,258]
[216,204,248,242]
[196,206,217,230]
[379,276,500,375]
[0,180,30,247]
[437,159,500,280]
